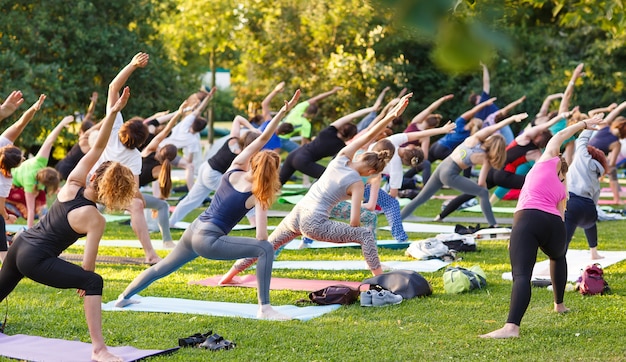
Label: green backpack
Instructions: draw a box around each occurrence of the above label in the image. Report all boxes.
[443,265,487,294]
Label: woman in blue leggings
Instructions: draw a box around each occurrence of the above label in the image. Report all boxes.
[480,114,604,339]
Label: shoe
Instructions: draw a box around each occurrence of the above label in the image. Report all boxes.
[178,330,212,347]
[360,290,375,307]
[298,237,314,249]
[198,333,236,351]
[372,290,403,307]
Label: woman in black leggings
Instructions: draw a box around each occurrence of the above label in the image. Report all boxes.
[0,88,136,361]
[480,114,604,339]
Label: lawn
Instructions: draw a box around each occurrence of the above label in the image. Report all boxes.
[2,184,625,362]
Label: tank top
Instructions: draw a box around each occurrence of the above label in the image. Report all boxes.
[588,127,617,154]
[454,142,485,167]
[139,152,161,187]
[503,140,537,173]
[208,137,238,173]
[55,144,86,180]
[17,187,95,256]
[198,169,252,233]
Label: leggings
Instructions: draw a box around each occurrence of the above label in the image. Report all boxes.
[231,207,381,272]
[400,158,496,226]
[329,201,377,236]
[0,216,6,252]
[279,150,326,185]
[564,193,598,248]
[507,209,567,326]
[119,220,275,304]
[143,194,172,242]
[0,237,103,301]
[363,185,407,242]
[439,168,525,219]
[404,160,432,185]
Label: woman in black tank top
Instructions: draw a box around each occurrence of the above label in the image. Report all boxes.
[0,88,136,362]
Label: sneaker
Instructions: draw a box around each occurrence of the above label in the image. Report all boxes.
[372,290,403,307]
[360,290,375,307]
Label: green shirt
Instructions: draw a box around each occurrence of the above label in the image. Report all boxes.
[12,156,48,192]
[280,101,312,140]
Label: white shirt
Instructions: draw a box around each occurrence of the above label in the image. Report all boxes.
[370,133,407,190]
[159,114,201,156]
[0,136,14,197]
[91,112,142,175]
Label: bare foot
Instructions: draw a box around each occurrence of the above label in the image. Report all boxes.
[479,323,519,339]
[163,241,176,249]
[114,295,140,308]
[92,347,123,362]
[257,305,292,320]
[554,303,570,314]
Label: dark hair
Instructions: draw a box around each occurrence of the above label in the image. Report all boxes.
[337,123,357,141]
[249,115,264,127]
[191,117,208,133]
[119,119,149,149]
[80,120,94,133]
[533,130,552,149]
[277,122,294,135]
[401,147,424,169]
[305,104,319,116]
[0,146,23,177]
[240,131,260,149]
[468,93,479,105]
[36,167,61,194]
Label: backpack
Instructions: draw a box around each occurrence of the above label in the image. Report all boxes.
[362,270,433,299]
[577,264,609,296]
[443,265,487,294]
[405,238,450,260]
[308,285,360,305]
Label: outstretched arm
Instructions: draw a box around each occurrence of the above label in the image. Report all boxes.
[541,114,604,161]
[68,87,131,186]
[601,100,626,124]
[107,52,148,110]
[588,102,617,117]
[191,86,216,117]
[522,109,574,140]
[142,101,188,154]
[496,95,526,118]
[230,115,261,139]
[330,106,377,129]
[307,86,342,105]
[83,92,98,123]
[536,93,563,118]
[2,95,46,142]
[0,90,25,121]
[473,113,528,142]
[558,63,583,114]
[261,82,285,121]
[481,62,490,95]
[340,94,412,159]
[36,115,75,159]
[410,94,454,125]
[461,97,497,121]
[404,121,456,143]
[230,90,301,170]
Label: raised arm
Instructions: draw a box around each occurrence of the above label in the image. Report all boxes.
[230,115,261,139]
[601,100,626,124]
[107,52,148,110]
[536,93,563,118]
[36,115,75,159]
[481,62,490,94]
[522,109,574,140]
[83,91,98,123]
[191,86,215,117]
[261,82,285,121]
[330,106,377,129]
[230,90,301,170]
[588,102,617,117]
[341,94,412,158]
[2,95,46,142]
[68,87,130,185]
[142,101,188,154]
[410,94,454,125]
[558,63,583,114]
[372,86,390,111]
[461,97,497,121]
[0,90,25,121]
[473,113,528,142]
[307,86,342,105]
[541,113,603,160]
[405,121,456,143]
[496,95,526,118]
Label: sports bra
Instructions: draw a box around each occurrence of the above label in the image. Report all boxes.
[455,142,485,167]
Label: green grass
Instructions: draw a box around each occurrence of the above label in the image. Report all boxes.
[2,185,626,362]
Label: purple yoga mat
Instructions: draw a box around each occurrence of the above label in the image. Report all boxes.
[190,275,364,292]
[0,332,178,362]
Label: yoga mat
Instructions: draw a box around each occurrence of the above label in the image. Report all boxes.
[0,332,178,362]
[462,205,517,214]
[267,210,290,217]
[502,249,626,283]
[277,194,305,204]
[171,222,275,231]
[404,215,515,225]
[102,295,340,321]
[103,214,132,222]
[270,259,451,273]
[282,239,409,250]
[73,239,174,250]
[60,253,148,265]
[190,275,363,292]
[380,222,455,234]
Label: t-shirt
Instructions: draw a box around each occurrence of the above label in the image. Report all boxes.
[475,91,499,121]
[91,112,142,175]
[12,156,48,192]
[371,133,405,190]
[516,156,566,217]
[259,120,281,150]
[160,113,202,156]
[0,135,14,197]
[280,101,312,140]
[437,117,470,150]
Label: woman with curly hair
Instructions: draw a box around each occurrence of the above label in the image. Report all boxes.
[115,90,301,320]
[0,87,135,362]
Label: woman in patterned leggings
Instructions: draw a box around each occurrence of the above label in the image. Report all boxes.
[480,114,605,339]
[219,94,413,282]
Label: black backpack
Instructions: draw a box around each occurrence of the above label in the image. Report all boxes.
[308,285,360,305]
[363,270,432,299]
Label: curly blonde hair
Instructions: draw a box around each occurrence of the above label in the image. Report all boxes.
[91,161,135,212]
[250,150,281,210]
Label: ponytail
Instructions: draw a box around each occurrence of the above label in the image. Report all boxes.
[158,158,172,198]
[251,150,281,209]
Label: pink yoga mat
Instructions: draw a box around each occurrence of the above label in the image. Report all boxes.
[0,332,178,362]
[190,275,363,292]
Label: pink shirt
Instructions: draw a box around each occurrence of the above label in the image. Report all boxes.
[515,156,566,217]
